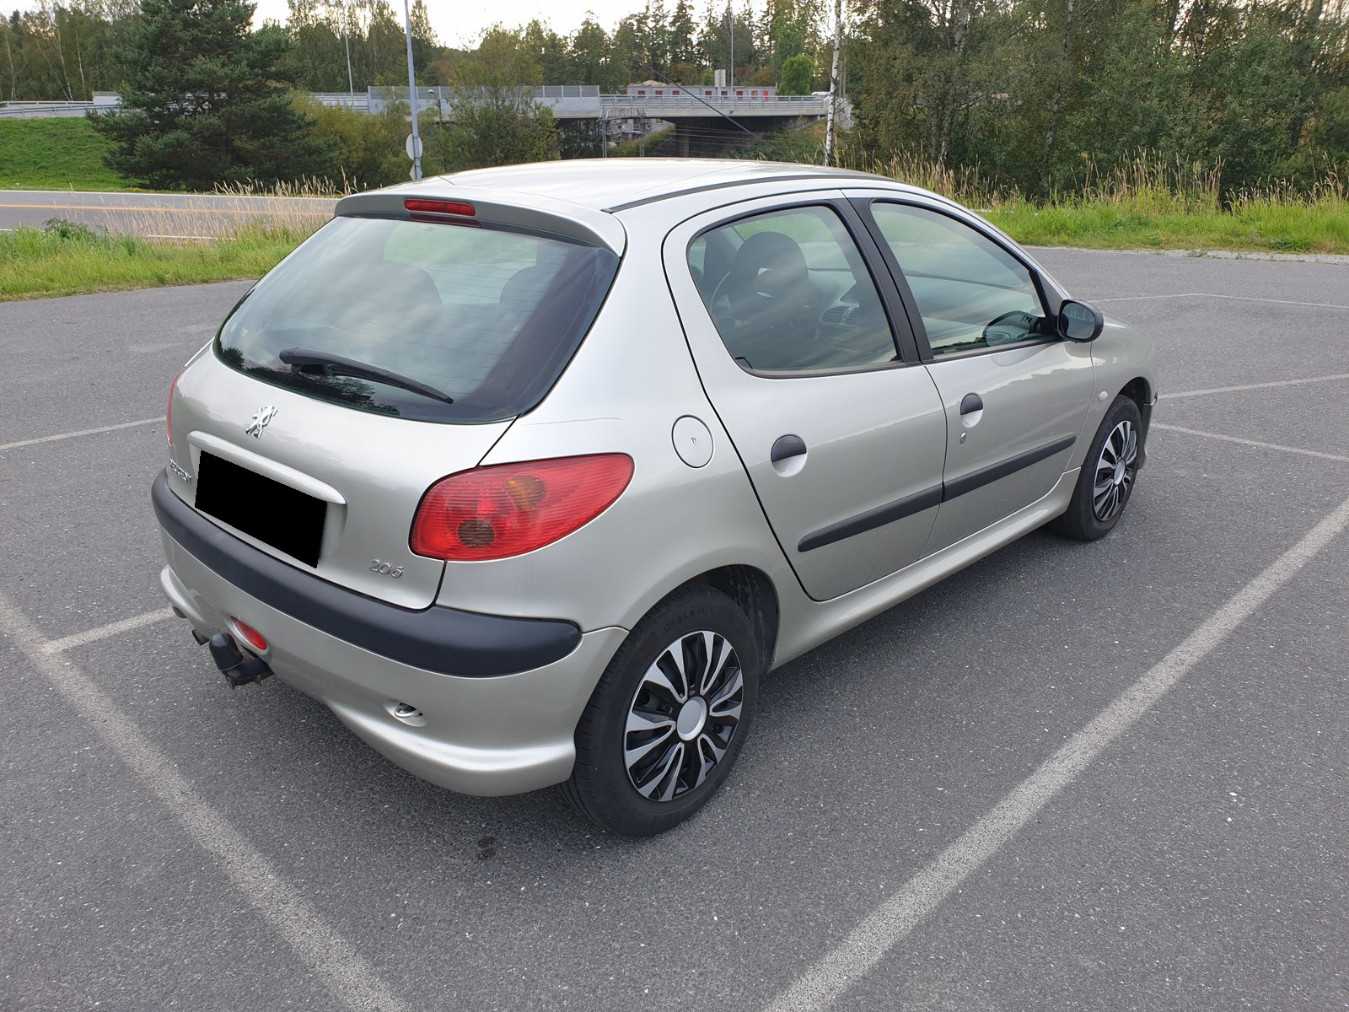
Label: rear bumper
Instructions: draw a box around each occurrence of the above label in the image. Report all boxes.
[152,471,625,795]
[152,470,580,676]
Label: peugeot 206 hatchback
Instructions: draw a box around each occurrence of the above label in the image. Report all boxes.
[154,159,1156,835]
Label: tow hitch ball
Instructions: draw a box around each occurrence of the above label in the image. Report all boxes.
[207,633,273,689]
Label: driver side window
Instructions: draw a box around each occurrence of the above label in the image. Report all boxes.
[871,203,1045,357]
[690,206,897,373]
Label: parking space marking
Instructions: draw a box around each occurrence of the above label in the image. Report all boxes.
[1165,375,1349,402]
[1152,423,1349,464]
[0,592,407,1012]
[1166,373,1349,399]
[42,608,175,655]
[1095,292,1349,311]
[763,492,1349,1012]
[0,417,161,453]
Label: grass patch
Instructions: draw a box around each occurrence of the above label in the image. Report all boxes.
[613,125,676,157]
[984,196,1349,254]
[750,120,829,164]
[0,220,303,301]
[864,151,1349,255]
[6,147,1347,302]
[0,118,125,191]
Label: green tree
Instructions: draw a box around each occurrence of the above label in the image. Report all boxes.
[433,26,556,170]
[779,51,813,93]
[91,0,336,189]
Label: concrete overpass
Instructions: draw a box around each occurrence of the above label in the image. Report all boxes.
[366,85,848,156]
[2,85,848,155]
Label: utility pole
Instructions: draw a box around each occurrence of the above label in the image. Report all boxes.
[824,0,842,167]
[401,0,421,180]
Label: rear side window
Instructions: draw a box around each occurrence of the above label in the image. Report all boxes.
[215,216,619,423]
[689,205,897,373]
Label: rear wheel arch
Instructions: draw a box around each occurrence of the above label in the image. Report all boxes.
[691,565,780,672]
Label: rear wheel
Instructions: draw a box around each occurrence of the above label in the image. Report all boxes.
[1053,394,1142,541]
[565,586,760,836]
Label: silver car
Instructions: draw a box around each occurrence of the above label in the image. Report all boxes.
[155,160,1156,835]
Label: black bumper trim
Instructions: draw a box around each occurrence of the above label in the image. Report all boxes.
[152,471,582,678]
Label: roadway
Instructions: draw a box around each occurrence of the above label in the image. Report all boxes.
[0,189,336,239]
[1,250,1346,1010]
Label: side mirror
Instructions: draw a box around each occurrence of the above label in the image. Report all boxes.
[1057,299,1104,342]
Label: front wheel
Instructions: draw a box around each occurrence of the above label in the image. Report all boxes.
[1052,394,1143,541]
[564,586,761,836]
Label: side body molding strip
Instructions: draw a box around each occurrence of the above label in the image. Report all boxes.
[797,435,1076,553]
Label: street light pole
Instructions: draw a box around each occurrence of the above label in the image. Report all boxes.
[728,2,734,90]
[342,3,354,98]
[401,0,422,180]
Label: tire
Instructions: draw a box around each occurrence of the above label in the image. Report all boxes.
[1052,394,1143,541]
[564,586,761,836]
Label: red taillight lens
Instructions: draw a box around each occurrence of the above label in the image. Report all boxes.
[410,454,634,561]
[167,371,182,445]
[404,199,476,217]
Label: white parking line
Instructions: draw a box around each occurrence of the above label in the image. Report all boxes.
[42,608,175,655]
[763,492,1349,1012]
[1095,292,1349,310]
[0,592,407,1012]
[1164,373,1349,399]
[1152,423,1349,464]
[0,417,161,453]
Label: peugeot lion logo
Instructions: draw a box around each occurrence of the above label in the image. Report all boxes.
[245,405,278,438]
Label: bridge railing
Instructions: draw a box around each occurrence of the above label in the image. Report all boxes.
[3,89,841,122]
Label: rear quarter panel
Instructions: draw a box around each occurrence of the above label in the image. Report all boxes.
[429,219,798,636]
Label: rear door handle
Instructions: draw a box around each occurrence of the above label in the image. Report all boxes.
[771,434,808,462]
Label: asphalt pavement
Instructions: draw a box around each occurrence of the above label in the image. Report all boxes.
[1,250,1346,1011]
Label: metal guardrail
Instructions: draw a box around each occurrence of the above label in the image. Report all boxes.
[599,94,832,116]
[0,100,114,118]
[3,89,842,122]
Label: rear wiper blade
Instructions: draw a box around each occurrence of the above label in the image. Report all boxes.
[278,348,454,404]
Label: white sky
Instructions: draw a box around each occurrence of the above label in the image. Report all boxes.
[250,0,684,50]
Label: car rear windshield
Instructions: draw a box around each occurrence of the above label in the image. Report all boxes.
[214,215,620,423]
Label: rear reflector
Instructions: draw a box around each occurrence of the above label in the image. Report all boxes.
[410,455,634,561]
[404,199,476,217]
[231,618,268,653]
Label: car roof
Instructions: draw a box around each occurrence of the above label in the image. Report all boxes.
[381,159,914,214]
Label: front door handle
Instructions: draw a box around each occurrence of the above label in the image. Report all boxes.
[960,393,984,415]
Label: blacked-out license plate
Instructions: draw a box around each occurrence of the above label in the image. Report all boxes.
[194,451,326,567]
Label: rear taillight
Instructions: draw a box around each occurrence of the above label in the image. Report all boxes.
[167,371,182,445]
[410,455,634,561]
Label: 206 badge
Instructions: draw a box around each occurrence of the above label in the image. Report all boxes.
[245,405,278,438]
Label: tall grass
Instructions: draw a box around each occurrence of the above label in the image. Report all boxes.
[0,214,321,301]
[0,180,338,301]
[854,149,1349,255]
